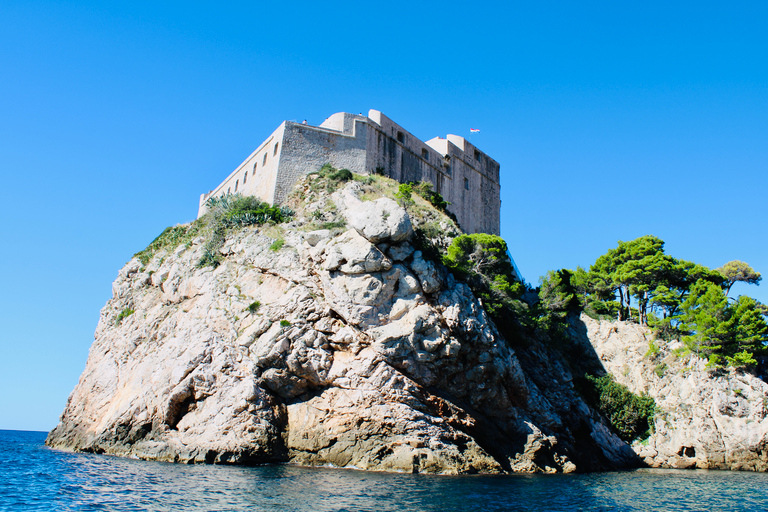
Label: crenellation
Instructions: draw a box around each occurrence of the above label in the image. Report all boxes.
[198,109,501,235]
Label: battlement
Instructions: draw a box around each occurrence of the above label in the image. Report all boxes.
[198,110,501,235]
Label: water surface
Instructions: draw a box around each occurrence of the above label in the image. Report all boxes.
[2,430,766,511]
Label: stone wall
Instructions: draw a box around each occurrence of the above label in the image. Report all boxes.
[198,124,285,214]
[273,119,368,204]
[198,109,501,235]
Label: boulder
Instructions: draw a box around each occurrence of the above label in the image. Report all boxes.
[333,185,412,243]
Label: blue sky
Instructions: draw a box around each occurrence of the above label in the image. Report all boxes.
[1,1,766,431]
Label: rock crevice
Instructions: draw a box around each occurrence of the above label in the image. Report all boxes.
[49,182,642,473]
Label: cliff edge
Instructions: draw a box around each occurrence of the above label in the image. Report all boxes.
[581,315,768,471]
[47,174,637,474]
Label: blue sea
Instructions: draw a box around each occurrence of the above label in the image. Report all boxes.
[2,430,768,511]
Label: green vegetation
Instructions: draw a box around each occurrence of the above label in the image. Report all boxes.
[205,194,293,229]
[541,235,767,370]
[115,308,135,326]
[280,319,291,327]
[134,225,201,265]
[411,181,450,212]
[393,181,453,220]
[246,301,261,314]
[582,374,655,442]
[269,238,285,251]
[717,260,762,296]
[134,193,294,271]
[196,195,293,268]
[394,183,414,206]
[320,220,346,230]
[312,164,353,193]
[442,233,530,337]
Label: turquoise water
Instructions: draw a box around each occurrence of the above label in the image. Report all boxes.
[3,430,768,511]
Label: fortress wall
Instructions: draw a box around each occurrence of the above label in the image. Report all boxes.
[366,110,449,193]
[479,173,501,234]
[197,125,286,217]
[443,146,500,234]
[272,119,368,204]
[197,109,500,235]
[366,110,499,234]
[446,134,500,183]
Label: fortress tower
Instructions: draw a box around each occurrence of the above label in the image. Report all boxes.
[198,109,501,235]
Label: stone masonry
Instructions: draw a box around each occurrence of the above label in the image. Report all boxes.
[198,110,501,235]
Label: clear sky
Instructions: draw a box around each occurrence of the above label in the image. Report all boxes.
[1,1,766,431]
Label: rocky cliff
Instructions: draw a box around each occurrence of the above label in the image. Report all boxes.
[47,175,639,474]
[47,172,767,473]
[580,315,768,471]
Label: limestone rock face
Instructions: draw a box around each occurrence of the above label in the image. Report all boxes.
[332,185,412,243]
[47,183,636,474]
[581,314,768,471]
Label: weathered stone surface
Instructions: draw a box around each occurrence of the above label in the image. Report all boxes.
[48,194,644,475]
[387,242,414,262]
[321,230,392,274]
[332,186,413,243]
[581,314,768,471]
[304,229,330,247]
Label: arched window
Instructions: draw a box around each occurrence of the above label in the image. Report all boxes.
[253,162,257,176]
[273,143,279,155]
[243,172,247,184]
[234,180,239,192]
[263,153,268,166]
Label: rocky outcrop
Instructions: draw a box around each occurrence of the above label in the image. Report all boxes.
[47,180,637,474]
[581,315,768,471]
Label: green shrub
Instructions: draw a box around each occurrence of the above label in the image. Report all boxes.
[280,319,291,327]
[246,301,261,314]
[394,183,413,206]
[645,339,660,358]
[329,168,353,182]
[583,374,656,442]
[197,228,225,268]
[115,308,135,326]
[726,350,757,369]
[270,238,285,251]
[320,220,346,230]
[206,194,293,228]
[197,250,220,268]
[412,181,449,211]
[411,222,444,263]
[443,233,512,277]
[705,353,724,369]
[314,164,353,192]
[134,224,200,265]
[441,233,529,338]
[195,193,294,268]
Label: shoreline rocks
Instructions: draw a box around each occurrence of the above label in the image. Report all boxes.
[581,314,768,471]
[50,181,767,473]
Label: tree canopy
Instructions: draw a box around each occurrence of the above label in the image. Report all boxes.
[540,235,767,370]
[716,260,762,296]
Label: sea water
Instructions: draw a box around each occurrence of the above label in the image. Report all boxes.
[2,430,768,511]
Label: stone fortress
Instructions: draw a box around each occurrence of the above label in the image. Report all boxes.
[198,109,501,235]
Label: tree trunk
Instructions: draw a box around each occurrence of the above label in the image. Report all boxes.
[617,287,625,320]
